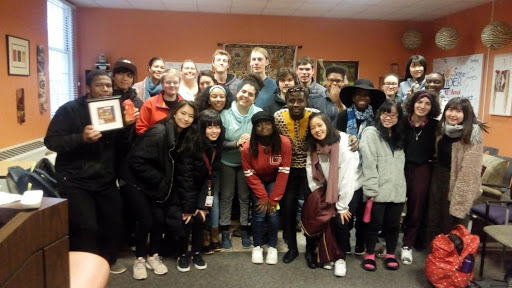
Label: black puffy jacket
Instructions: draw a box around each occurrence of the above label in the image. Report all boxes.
[129,119,177,202]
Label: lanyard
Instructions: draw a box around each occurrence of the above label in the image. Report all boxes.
[202,150,216,195]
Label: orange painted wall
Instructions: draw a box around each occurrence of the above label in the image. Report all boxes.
[0,0,51,149]
[75,8,427,94]
[424,0,512,156]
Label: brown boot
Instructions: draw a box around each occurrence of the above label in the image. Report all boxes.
[210,227,221,252]
[202,229,213,255]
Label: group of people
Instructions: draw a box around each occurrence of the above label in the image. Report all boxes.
[44,49,487,281]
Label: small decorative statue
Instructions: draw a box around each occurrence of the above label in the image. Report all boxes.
[95,53,110,70]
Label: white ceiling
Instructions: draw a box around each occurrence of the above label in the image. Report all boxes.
[69,0,493,21]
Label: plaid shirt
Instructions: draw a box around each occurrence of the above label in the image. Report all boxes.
[274,108,319,168]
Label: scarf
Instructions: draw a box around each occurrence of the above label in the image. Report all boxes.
[310,142,339,204]
[408,114,429,128]
[444,122,463,139]
[346,105,374,139]
[145,77,162,100]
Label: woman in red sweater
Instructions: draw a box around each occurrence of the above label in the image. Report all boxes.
[242,111,292,265]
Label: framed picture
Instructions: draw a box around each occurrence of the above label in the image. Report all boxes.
[316,60,359,87]
[489,53,512,116]
[6,35,30,76]
[87,96,124,132]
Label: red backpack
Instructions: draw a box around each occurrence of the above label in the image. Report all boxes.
[426,225,480,288]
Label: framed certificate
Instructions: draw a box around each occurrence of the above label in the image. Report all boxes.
[87,96,124,132]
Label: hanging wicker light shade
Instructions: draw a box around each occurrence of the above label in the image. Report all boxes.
[481,21,512,49]
[435,27,460,50]
[402,29,422,50]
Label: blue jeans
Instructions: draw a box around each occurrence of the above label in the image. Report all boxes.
[251,182,279,248]
[210,169,220,228]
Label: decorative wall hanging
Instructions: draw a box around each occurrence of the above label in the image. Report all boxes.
[37,45,47,114]
[6,35,30,76]
[489,53,512,116]
[223,44,297,79]
[481,21,512,49]
[433,54,484,113]
[435,27,460,50]
[316,60,359,87]
[402,29,422,50]
[16,88,25,123]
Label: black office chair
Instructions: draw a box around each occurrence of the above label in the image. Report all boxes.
[483,146,499,156]
[477,200,512,277]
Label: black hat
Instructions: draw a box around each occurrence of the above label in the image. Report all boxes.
[251,111,275,125]
[113,58,137,75]
[339,79,386,110]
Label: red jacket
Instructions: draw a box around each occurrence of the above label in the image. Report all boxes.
[135,91,183,134]
[241,135,291,205]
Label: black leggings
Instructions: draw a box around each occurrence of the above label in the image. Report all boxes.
[179,214,205,255]
[364,202,404,255]
[123,184,165,258]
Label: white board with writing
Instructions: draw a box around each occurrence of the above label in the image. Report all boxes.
[433,54,484,113]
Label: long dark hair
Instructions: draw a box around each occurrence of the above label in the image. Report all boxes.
[375,100,405,149]
[406,90,441,119]
[404,55,427,82]
[306,112,341,151]
[168,100,199,153]
[198,110,224,153]
[249,119,282,158]
[196,85,234,112]
[440,97,488,144]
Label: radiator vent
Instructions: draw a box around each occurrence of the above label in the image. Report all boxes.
[0,140,46,161]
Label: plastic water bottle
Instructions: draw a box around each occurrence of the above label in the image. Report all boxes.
[459,254,475,273]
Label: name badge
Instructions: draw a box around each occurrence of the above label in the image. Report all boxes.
[205,195,214,207]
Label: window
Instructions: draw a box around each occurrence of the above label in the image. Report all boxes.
[47,0,77,116]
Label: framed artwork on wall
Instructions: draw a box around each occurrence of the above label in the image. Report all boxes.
[316,60,359,87]
[489,53,512,116]
[6,35,30,76]
[223,43,297,80]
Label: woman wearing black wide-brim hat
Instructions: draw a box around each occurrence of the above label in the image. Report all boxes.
[333,78,385,257]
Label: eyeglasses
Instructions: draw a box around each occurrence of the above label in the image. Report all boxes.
[287,87,305,93]
[380,113,398,119]
[383,82,398,87]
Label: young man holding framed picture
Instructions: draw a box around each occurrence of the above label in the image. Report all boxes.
[44,70,138,274]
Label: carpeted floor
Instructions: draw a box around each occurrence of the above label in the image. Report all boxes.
[107,229,511,288]
[108,248,430,288]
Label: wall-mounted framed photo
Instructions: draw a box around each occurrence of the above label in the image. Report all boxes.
[6,35,30,76]
[87,96,124,132]
[316,60,359,87]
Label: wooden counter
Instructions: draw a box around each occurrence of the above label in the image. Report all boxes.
[0,198,69,288]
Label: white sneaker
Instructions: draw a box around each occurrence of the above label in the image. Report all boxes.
[133,257,147,280]
[146,253,168,275]
[334,259,347,277]
[323,261,334,270]
[266,247,278,265]
[401,247,413,265]
[252,246,264,264]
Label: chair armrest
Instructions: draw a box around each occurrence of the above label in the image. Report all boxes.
[482,183,511,190]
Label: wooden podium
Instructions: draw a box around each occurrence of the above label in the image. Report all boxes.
[0,198,69,288]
